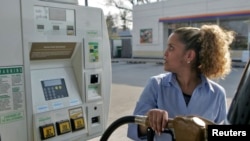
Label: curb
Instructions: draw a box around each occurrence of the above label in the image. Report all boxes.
[112,59,246,68]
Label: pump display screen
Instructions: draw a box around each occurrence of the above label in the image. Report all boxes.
[41,78,69,101]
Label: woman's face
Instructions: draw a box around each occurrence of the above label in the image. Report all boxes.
[164,33,187,72]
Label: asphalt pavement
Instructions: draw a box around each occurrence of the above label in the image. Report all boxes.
[88,60,245,141]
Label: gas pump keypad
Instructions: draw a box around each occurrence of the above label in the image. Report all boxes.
[39,123,56,140]
[41,78,69,101]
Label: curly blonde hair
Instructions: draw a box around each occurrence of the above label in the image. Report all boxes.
[174,24,235,79]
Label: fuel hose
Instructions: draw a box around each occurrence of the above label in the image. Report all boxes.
[100,115,133,141]
[100,115,148,141]
[100,115,210,141]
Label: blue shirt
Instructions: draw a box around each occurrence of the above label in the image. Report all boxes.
[127,72,227,141]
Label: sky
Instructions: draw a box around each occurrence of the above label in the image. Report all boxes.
[78,0,120,15]
[78,0,132,28]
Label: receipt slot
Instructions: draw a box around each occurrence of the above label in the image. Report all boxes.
[0,0,111,141]
[85,71,103,102]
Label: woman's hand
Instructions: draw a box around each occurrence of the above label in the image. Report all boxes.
[146,109,169,135]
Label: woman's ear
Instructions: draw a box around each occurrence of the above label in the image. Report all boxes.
[185,50,196,63]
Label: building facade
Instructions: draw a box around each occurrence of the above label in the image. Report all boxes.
[132,0,250,62]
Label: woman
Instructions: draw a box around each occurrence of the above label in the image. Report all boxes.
[127,24,235,141]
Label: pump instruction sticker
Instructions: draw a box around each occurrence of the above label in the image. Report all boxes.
[0,111,24,124]
[30,42,76,60]
[88,42,99,62]
[86,30,99,38]
[0,66,25,112]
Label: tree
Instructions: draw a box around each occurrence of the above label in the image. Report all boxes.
[106,0,166,29]
[106,13,117,38]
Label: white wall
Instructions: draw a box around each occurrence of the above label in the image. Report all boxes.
[132,0,250,58]
[132,2,165,58]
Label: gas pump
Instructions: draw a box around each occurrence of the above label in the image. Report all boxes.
[0,0,111,141]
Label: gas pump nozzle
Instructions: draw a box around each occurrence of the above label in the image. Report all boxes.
[100,115,215,141]
[134,115,215,141]
[134,115,150,127]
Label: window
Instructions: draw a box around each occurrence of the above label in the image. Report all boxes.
[220,18,249,50]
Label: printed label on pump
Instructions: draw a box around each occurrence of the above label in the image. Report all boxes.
[30,42,76,60]
[88,42,99,62]
[84,38,103,69]
[0,66,24,113]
